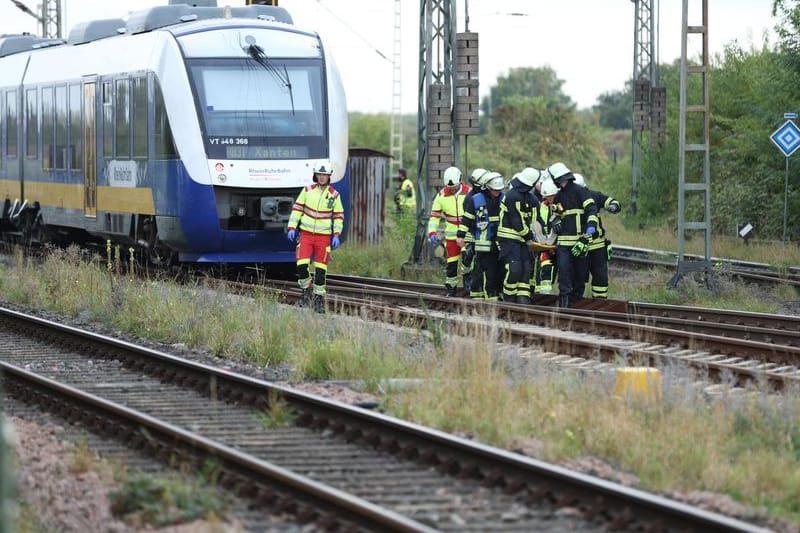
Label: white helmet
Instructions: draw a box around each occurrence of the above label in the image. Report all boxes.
[519,167,542,187]
[573,173,586,187]
[548,162,573,183]
[540,178,558,197]
[477,170,496,189]
[443,166,462,187]
[313,160,333,175]
[516,167,541,188]
[485,173,505,191]
[469,167,488,186]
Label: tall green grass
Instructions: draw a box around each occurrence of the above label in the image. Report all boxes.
[2,245,800,525]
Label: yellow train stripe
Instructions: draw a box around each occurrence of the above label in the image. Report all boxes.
[0,179,154,215]
[22,181,83,210]
[97,186,155,215]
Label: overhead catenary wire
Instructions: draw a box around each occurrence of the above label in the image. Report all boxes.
[313,0,391,63]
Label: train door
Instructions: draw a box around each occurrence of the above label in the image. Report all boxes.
[83,81,96,218]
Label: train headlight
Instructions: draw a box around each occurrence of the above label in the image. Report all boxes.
[237,206,247,217]
[217,173,227,183]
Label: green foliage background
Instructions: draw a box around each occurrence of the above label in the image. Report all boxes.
[349,2,800,241]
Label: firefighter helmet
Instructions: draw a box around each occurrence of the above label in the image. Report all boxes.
[540,178,558,197]
[519,167,542,187]
[516,167,541,188]
[469,167,488,186]
[573,173,586,187]
[485,173,505,191]
[548,162,574,183]
[313,160,333,175]
[443,166,462,187]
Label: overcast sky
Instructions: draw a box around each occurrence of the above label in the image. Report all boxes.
[0,0,778,113]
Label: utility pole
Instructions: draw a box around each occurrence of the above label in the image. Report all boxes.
[7,0,63,38]
[630,0,664,215]
[389,0,403,187]
[668,0,713,290]
[404,0,456,269]
[41,0,63,39]
[404,0,478,271]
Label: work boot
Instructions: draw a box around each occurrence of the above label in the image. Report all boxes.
[313,294,326,314]
[445,285,456,297]
[516,295,532,305]
[298,288,311,307]
[558,295,570,308]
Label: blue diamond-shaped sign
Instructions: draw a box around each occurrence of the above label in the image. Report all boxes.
[770,120,800,157]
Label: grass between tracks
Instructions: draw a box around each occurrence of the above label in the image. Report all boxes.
[0,221,799,525]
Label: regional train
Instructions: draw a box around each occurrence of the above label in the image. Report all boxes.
[0,1,349,264]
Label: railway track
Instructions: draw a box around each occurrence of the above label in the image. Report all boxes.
[611,245,800,287]
[0,306,763,531]
[309,275,800,391]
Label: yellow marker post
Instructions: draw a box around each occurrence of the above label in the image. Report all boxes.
[614,367,662,401]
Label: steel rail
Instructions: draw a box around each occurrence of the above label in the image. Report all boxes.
[0,306,766,531]
[0,361,432,533]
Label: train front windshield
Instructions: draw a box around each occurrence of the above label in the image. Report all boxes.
[189,59,327,160]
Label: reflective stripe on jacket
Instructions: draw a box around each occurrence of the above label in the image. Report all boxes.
[497,183,538,244]
[428,183,470,239]
[553,182,598,246]
[288,183,344,235]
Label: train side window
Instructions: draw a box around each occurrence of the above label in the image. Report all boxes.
[42,87,54,169]
[25,88,37,159]
[6,91,17,159]
[154,80,177,159]
[115,78,130,159]
[55,85,67,170]
[132,76,147,159]
[102,81,112,159]
[69,84,82,171]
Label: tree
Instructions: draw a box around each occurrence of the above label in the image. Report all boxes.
[593,85,632,130]
[481,66,574,118]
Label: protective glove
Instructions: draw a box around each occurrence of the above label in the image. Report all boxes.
[606,242,613,261]
[606,200,621,213]
[586,225,596,237]
[429,233,440,245]
[331,235,340,250]
[287,229,296,242]
[571,236,589,257]
[551,217,563,234]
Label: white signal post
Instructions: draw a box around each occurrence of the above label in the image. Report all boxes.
[770,114,800,243]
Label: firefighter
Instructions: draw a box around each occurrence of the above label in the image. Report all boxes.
[497,168,541,303]
[457,171,505,300]
[573,173,622,299]
[393,168,416,215]
[428,166,470,296]
[456,167,490,298]
[531,178,562,295]
[549,162,599,308]
[286,160,344,313]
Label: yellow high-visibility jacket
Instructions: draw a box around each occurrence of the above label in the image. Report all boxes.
[399,178,416,210]
[288,183,344,235]
[427,183,470,240]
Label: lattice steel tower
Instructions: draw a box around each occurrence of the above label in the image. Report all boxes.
[668,0,712,289]
[406,0,456,265]
[630,0,664,215]
[41,0,63,38]
[389,0,403,187]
